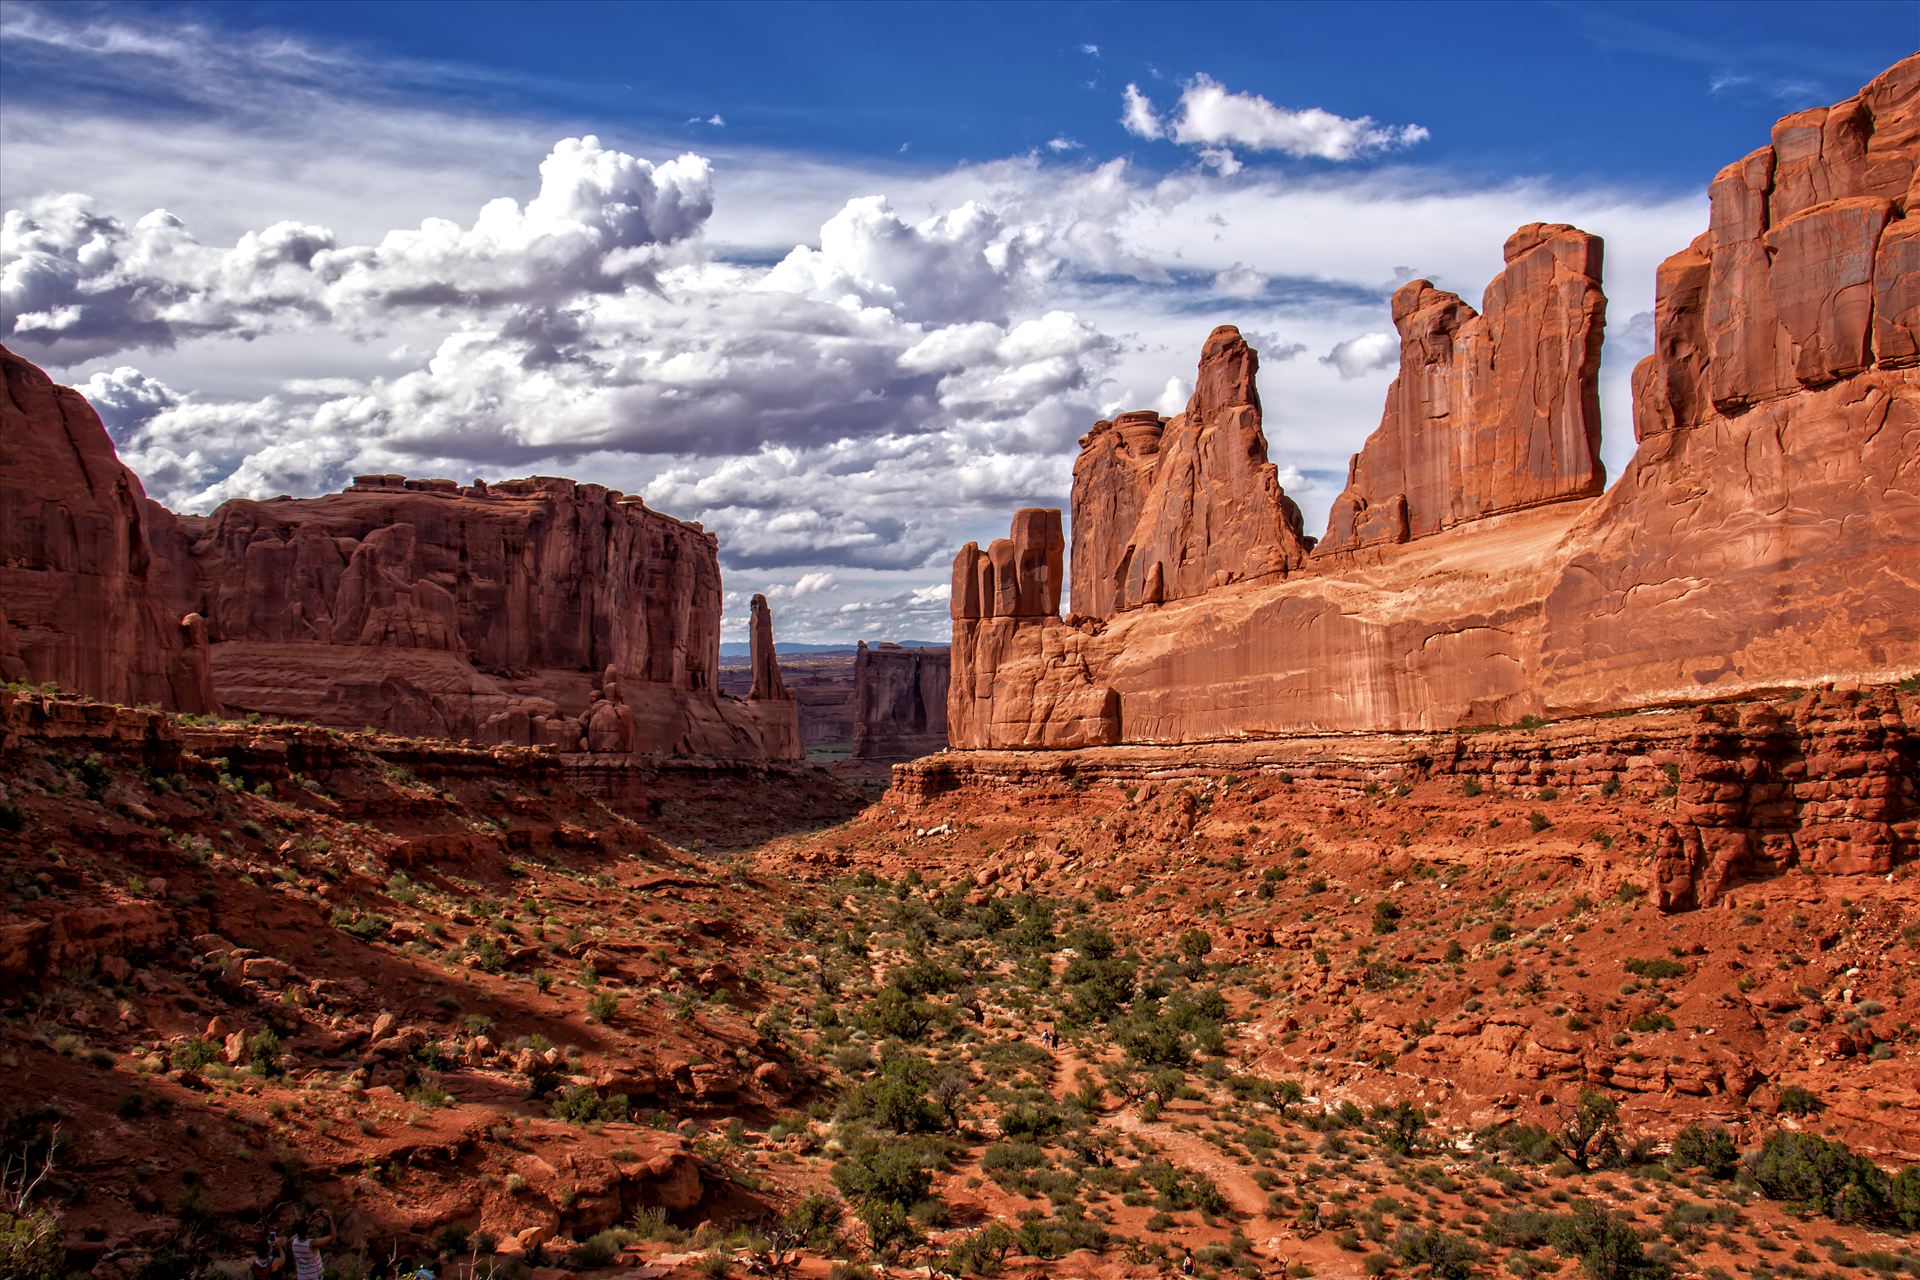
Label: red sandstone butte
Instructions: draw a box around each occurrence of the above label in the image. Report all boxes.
[1069,326,1310,620]
[1320,223,1607,553]
[949,55,1919,758]
[851,641,949,761]
[0,344,217,712]
[0,347,799,761]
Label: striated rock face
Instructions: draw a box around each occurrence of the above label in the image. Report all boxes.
[897,687,1917,909]
[747,594,788,702]
[951,508,1118,748]
[1542,54,1920,706]
[1068,327,1310,619]
[0,344,217,711]
[1320,223,1607,553]
[0,348,798,760]
[164,475,800,759]
[851,642,949,760]
[948,55,1920,824]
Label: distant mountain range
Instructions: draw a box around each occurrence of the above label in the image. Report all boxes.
[717,639,946,659]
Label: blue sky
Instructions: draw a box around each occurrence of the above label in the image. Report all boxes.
[2,1,1914,640]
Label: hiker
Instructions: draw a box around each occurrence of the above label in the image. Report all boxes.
[288,1214,335,1280]
[1180,1247,1195,1275]
[248,1233,285,1280]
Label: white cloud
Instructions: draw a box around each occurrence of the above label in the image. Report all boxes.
[1121,83,1164,140]
[1320,331,1399,379]
[1171,75,1429,160]
[1197,147,1242,177]
[2,136,713,361]
[1046,137,1082,153]
[0,0,1712,638]
[1080,43,1100,56]
[1211,265,1267,298]
[1119,75,1428,168]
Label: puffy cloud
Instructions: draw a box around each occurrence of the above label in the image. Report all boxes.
[1320,331,1399,379]
[1120,75,1428,167]
[1046,137,1082,153]
[1121,84,1164,140]
[1171,75,1429,160]
[2,136,712,361]
[1211,265,1267,298]
[760,196,1035,324]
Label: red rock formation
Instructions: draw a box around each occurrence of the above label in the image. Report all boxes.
[851,642,949,760]
[1543,54,1919,706]
[0,347,798,760]
[0,344,217,711]
[747,593,788,701]
[950,508,1117,748]
[160,476,800,759]
[948,56,1920,811]
[1320,223,1607,553]
[1068,327,1310,619]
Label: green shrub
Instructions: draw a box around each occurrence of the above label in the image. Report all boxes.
[1667,1124,1737,1180]
[1623,957,1687,981]
[1394,1226,1482,1280]
[1745,1130,1890,1223]
[1548,1200,1665,1279]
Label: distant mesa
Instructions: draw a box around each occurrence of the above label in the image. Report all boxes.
[0,343,799,763]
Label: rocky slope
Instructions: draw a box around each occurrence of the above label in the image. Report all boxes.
[949,58,1920,780]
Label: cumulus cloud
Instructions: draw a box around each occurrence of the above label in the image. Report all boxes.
[1046,137,1082,153]
[1320,331,1399,379]
[2,136,713,361]
[0,0,1711,636]
[760,196,1037,324]
[1211,265,1267,299]
[1120,75,1428,166]
[1121,84,1164,140]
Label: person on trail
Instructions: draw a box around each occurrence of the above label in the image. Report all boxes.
[288,1215,335,1280]
[1180,1247,1195,1276]
[248,1234,285,1280]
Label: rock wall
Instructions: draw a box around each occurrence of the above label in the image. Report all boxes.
[1068,326,1310,620]
[0,344,217,711]
[851,642,949,760]
[165,475,800,759]
[1320,223,1607,553]
[948,58,1920,787]
[0,348,799,761]
[896,685,1918,909]
[950,508,1119,749]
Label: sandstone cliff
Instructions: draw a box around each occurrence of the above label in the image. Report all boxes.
[948,54,1920,834]
[0,344,217,712]
[1069,327,1311,620]
[850,642,949,760]
[1320,223,1607,552]
[0,349,799,761]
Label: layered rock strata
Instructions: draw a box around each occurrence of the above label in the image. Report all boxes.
[1320,223,1607,552]
[1069,326,1310,620]
[0,349,799,761]
[0,344,217,712]
[901,685,1918,908]
[851,642,949,760]
[946,54,1920,899]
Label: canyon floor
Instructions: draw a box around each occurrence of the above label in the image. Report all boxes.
[2,687,1917,1280]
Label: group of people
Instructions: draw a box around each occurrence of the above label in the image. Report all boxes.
[246,1218,335,1280]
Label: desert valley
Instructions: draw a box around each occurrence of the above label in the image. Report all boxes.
[1,22,1917,1280]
